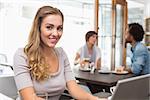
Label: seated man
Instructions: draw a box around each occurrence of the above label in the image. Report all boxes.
[124,23,150,75]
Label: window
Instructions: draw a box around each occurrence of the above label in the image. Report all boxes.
[0,0,94,66]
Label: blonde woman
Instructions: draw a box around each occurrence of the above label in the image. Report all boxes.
[13,6,106,100]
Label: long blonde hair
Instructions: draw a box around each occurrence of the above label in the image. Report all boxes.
[24,6,64,82]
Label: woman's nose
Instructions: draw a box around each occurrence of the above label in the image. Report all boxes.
[52,29,59,36]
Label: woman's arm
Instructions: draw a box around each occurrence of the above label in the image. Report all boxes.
[67,80,102,100]
[75,53,80,61]
[74,53,85,67]
[74,48,82,65]
[63,48,106,100]
[20,87,44,100]
[74,53,81,65]
[13,49,44,100]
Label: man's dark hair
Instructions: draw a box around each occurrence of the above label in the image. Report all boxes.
[128,23,145,41]
[85,31,98,42]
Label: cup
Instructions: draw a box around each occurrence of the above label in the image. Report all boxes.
[110,86,116,94]
[84,62,89,68]
[84,58,90,62]
[101,66,109,71]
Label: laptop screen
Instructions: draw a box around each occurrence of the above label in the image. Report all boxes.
[111,74,150,100]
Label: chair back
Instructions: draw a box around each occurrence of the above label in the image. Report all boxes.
[0,76,18,99]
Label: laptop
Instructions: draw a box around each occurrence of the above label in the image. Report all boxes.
[0,76,18,99]
[109,74,150,100]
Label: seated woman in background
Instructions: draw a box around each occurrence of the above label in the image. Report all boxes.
[74,31,101,70]
[13,6,106,100]
[122,23,150,75]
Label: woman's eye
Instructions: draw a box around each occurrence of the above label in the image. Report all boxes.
[46,26,53,30]
[57,27,63,32]
[92,36,96,38]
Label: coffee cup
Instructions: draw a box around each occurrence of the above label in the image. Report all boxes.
[110,86,116,94]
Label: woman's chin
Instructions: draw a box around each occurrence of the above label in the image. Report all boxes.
[48,44,56,48]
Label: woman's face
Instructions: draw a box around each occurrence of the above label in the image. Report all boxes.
[40,14,63,48]
[88,34,97,45]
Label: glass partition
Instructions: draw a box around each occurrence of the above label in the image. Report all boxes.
[98,3,112,70]
[115,4,123,67]
[98,0,127,70]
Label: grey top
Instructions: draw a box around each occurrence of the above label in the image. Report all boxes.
[77,44,101,63]
[13,47,75,100]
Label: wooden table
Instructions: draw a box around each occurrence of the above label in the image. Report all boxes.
[73,68,135,93]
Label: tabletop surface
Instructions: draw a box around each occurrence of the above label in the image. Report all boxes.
[73,68,135,87]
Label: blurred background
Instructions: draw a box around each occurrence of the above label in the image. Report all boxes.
[0,0,149,70]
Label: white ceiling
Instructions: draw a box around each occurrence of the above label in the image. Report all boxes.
[128,0,150,4]
[74,0,147,4]
[127,0,145,8]
[1,0,148,5]
[128,0,145,4]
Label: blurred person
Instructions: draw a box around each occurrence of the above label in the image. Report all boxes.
[74,31,101,70]
[118,23,150,75]
[74,31,103,94]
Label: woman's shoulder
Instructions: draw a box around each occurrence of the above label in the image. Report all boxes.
[14,48,27,58]
[55,47,68,59]
[95,46,100,49]
[55,47,64,52]
[55,47,66,55]
[13,48,28,69]
[94,46,101,51]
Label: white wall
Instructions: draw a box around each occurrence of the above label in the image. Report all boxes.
[0,1,94,66]
[144,0,150,19]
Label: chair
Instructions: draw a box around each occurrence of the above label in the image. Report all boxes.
[0,63,13,70]
[0,53,13,70]
[60,90,73,100]
[0,53,7,63]
[0,76,18,99]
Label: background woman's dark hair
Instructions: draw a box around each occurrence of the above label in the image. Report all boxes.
[128,23,145,41]
[85,31,98,42]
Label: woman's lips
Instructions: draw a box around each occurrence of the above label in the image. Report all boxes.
[49,38,58,44]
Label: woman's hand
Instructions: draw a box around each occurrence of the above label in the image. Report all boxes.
[79,60,86,67]
[74,60,79,65]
